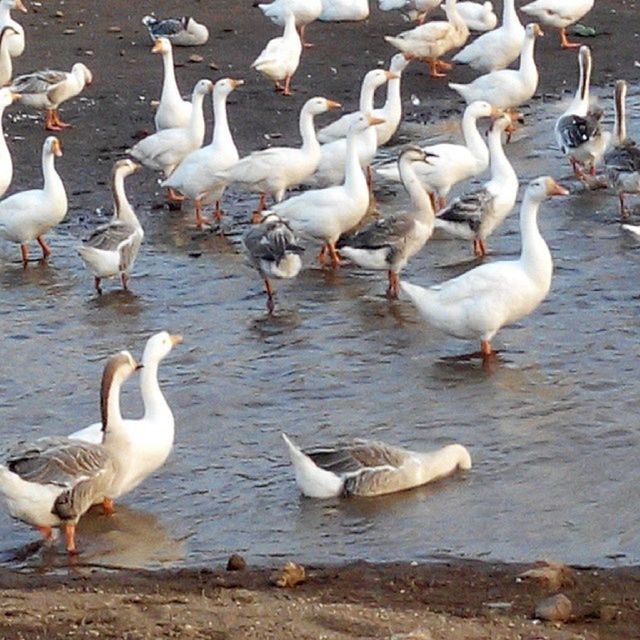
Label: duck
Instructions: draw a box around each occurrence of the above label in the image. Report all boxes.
[604,80,640,220]
[215,96,341,218]
[257,0,322,47]
[318,56,409,147]
[555,46,608,179]
[128,78,213,198]
[0,351,140,554]
[319,0,369,21]
[452,0,524,72]
[378,0,440,24]
[384,0,468,78]
[305,70,394,188]
[401,176,568,358]
[152,37,192,132]
[521,0,594,49]
[270,113,383,268]
[10,62,93,131]
[434,113,518,257]
[0,136,67,266]
[70,333,182,503]
[0,87,19,198]
[162,78,243,228]
[282,433,471,498]
[338,146,436,298]
[243,213,305,313]
[0,25,16,85]
[142,15,209,46]
[252,11,302,96]
[452,1,497,32]
[376,100,499,211]
[0,0,26,57]
[449,23,543,113]
[78,160,144,294]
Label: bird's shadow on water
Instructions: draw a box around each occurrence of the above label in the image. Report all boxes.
[432,350,510,377]
[85,289,144,316]
[1,505,184,572]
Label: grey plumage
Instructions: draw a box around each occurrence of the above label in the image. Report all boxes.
[142,15,188,38]
[437,188,494,234]
[243,215,304,274]
[556,109,603,154]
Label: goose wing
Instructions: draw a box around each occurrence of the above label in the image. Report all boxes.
[338,215,414,250]
[556,109,603,152]
[11,69,67,94]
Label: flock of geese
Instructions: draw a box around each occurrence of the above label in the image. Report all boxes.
[0,0,639,555]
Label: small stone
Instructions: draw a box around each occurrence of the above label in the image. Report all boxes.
[518,560,576,592]
[232,589,254,604]
[208,62,220,70]
[62,28,76,35]
[54,10,63,17]
[599,605,619,622]
[226,554,246,571]
[269,562,306,588]
[84,50,94,56]
[189,54,204,63]
[107,26,122,33]
[534,593,572,622]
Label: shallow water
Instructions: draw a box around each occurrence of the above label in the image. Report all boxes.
[1,85,639,570]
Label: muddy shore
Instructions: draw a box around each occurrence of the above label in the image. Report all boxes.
[2,0,640,638]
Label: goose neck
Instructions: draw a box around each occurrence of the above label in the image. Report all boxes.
[518,192,550,274]
[283,12,297,39]
[400,158,433,223]
[461,108,489,163]
[614,82,627,144]
[211,90,234,151]
[502,0,517,26]
[100,372,126,438]
[358,78,378,113]
[160,48,181,99]
[299,106,320,155]
[519,32,537,75]
[487,127,512,182]
[382,74,401,121]
[112,169,138,226]
[444,0,465,29]
[343,129,367,194]
[188,90,207,140]
[140,357,171,422]
[42,149,63,195]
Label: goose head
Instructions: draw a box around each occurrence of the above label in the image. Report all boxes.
[389,52,412,74]
[112,158,140,180]
[398,145,436,166]
[100,350,142,431]
[71,62,93,86]
[467,100,501,120]
[151,36,172,55]
[192,79,214,98]
[526,176,569,203]
[142,331,183,366]
[348,113,386,137]
[43,135,62,157]
[303,96,342,116]
[214,77,244,98]
[362,68,399,92]
[525,22,544,40]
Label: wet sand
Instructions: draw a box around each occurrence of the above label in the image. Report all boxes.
[2,0,640,638]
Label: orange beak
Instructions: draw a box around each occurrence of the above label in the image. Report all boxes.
[534,24,544,37]
[384,71,400,80]
[547,179,569,197]
[326,99,341,110]
[170,334,184,347]
[52,138,62,157]
[230,79,245,89]
[367,115,386,126]
[151,40,163,54]
[16,0,27,12]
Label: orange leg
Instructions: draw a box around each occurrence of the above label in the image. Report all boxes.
[619,193,630,220]
[428,58,447,78]
[264,278,275,314]
[299,24,314,48]
[52,109,72,129]
[64,522,78,555]
[37,235,51,260]
[480,340,493,357]
[94,276,102,294]
[327,242,341,268]
[386,271,400,299]
[194,198,209,229]
[251,193,267,223]
[428,192,437,211]
[560,27,581,49]
[20,243,28,266]
[473,238,488,257]
[102,497,115,516]
[282,75,293,97]
[45,109,62,131]
[318,244,328,266]
[120,272,129,290]
[213,200,224,222]
[437,196,446,211]
[167,187,184,204]
[36,525,53,541]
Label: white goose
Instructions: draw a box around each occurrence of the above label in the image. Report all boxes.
[555,46,607,179]
[0,352,140,554]
[0,25,16,85]
[0,136,67,265]
[257,0,322,47]
[453,1,497,32]
[10,62,93,131]
[215,96,341,217]
[0,87,19,198]
[78,159,144,294]
[452,0,524,72]
[521,0,594,49]
[338,146,436,298]
[318,56,410,147]
[319,0,369,21]
[384,0,468,78]
[70,332,182,503]
[243,213,304,313]
[0,0,25,57]
[377,100,499,211]
[378,0,440,24]
[129,79,213,193]
[449,23,543,112]
[401,176,568,358]
[270,113,383,268]
[434,113,518,257]
[162,78,243,228]
[142,15,209,47]
[252,11,302,96]
[282,434,471,498]
[152,37,192,132]
[604,80,640,220]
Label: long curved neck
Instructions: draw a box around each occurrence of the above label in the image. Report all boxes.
[112,169,138,226]
[188,91,206,141]
[42,151,62,194]
[343,129,367,194]
[444,0,465,29]
[518,33,537,75]
[400,158,433,223]
[299,106,319,155]
[502,0,517,26]
[569,53,590,114]
[101,374,126,437]
[140,357,171,422]
[358,79,378,113]
[283,12,297,40]
[0,5,9,21]
[461,108,488,162]
[614,82,627,144]
[381,73,401,120]
[0,31,12,68]
[487,127,513,183]
[211,90,235,152]
[518,193,550,275]
[160,49,181,101]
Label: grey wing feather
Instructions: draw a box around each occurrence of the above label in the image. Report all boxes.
[337,216,414,250]
[6,436,112,488]
[306,440,408,474]
[244,219,303,266]
[11,69,66,94]
[605,141,640,173]
[556,111,603,152]
[145,17,186,37]
[437,189,493,233]
[83,220,138,252]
